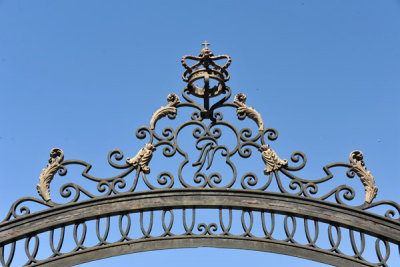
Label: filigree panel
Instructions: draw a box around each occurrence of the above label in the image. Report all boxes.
[3,85,399,223]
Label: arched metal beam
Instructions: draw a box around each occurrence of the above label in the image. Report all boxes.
[1,189,399,244]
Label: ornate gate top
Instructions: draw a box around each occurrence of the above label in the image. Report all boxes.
[3,43,398,218]
[1,44,399,267]
[20,43,389,212]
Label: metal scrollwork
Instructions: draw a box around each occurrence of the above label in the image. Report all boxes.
[1,44,398,218]
[1,44,397,219]
[36,148,64,203]
[349,150,378,204]
[1,44,399,267]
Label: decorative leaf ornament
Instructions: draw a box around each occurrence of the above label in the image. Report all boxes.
[234,93,264,131]
[37,148,64,203]
[259,144,288,175]
[349,150,378,204]
[126,144,156,174]
[150,93,180,130]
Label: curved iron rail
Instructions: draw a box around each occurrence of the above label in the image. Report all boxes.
[1,45,399,266]
[1,190,399,266]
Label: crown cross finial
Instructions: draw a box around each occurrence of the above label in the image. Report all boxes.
[181,43,232,119]
[202,41,211,48]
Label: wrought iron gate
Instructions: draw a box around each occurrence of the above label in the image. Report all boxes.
[1,44,399,266]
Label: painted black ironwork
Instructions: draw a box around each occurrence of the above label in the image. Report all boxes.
[0,44,399,266]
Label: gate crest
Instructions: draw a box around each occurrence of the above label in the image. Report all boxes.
[1,44,399,266]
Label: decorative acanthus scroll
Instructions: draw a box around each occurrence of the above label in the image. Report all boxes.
[349,150,378,204]
[150,93,180,130]
[126,144,156,174]
[234,93,264,131]
[259,144,288,175]
[36,148,64,202]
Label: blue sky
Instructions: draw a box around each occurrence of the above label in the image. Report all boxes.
[1,0,399,266]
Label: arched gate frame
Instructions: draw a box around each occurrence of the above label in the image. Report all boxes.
[1,44,399,266]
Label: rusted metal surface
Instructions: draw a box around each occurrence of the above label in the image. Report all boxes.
[1,190,399,245]
[1,44,399,266]
[1,190,399,266]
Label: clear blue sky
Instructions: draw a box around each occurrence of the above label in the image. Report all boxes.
[1,0,399,266]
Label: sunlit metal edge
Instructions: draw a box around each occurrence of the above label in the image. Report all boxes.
[1,189,399,245]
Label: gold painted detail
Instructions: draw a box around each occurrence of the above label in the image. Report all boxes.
[126,144,156,174]
[150,93,180,130]
[259,145,288,175]
[234,93,264,131]
[181,42,231,98]
[37,148,64,203]
[349,150,378,204]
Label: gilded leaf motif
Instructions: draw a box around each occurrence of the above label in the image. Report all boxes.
[349,150,378,204]
[37,148,64,203]
[259,145,288,175]
[233,93,264,131]
[126,144,156,174]
[150,93,180,130]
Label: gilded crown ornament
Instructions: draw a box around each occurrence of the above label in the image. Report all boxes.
[181,41,231,99]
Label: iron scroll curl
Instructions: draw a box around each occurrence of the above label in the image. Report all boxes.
[3,84,400,222]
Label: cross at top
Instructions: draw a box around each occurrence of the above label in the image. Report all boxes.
[202,40,211,48]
